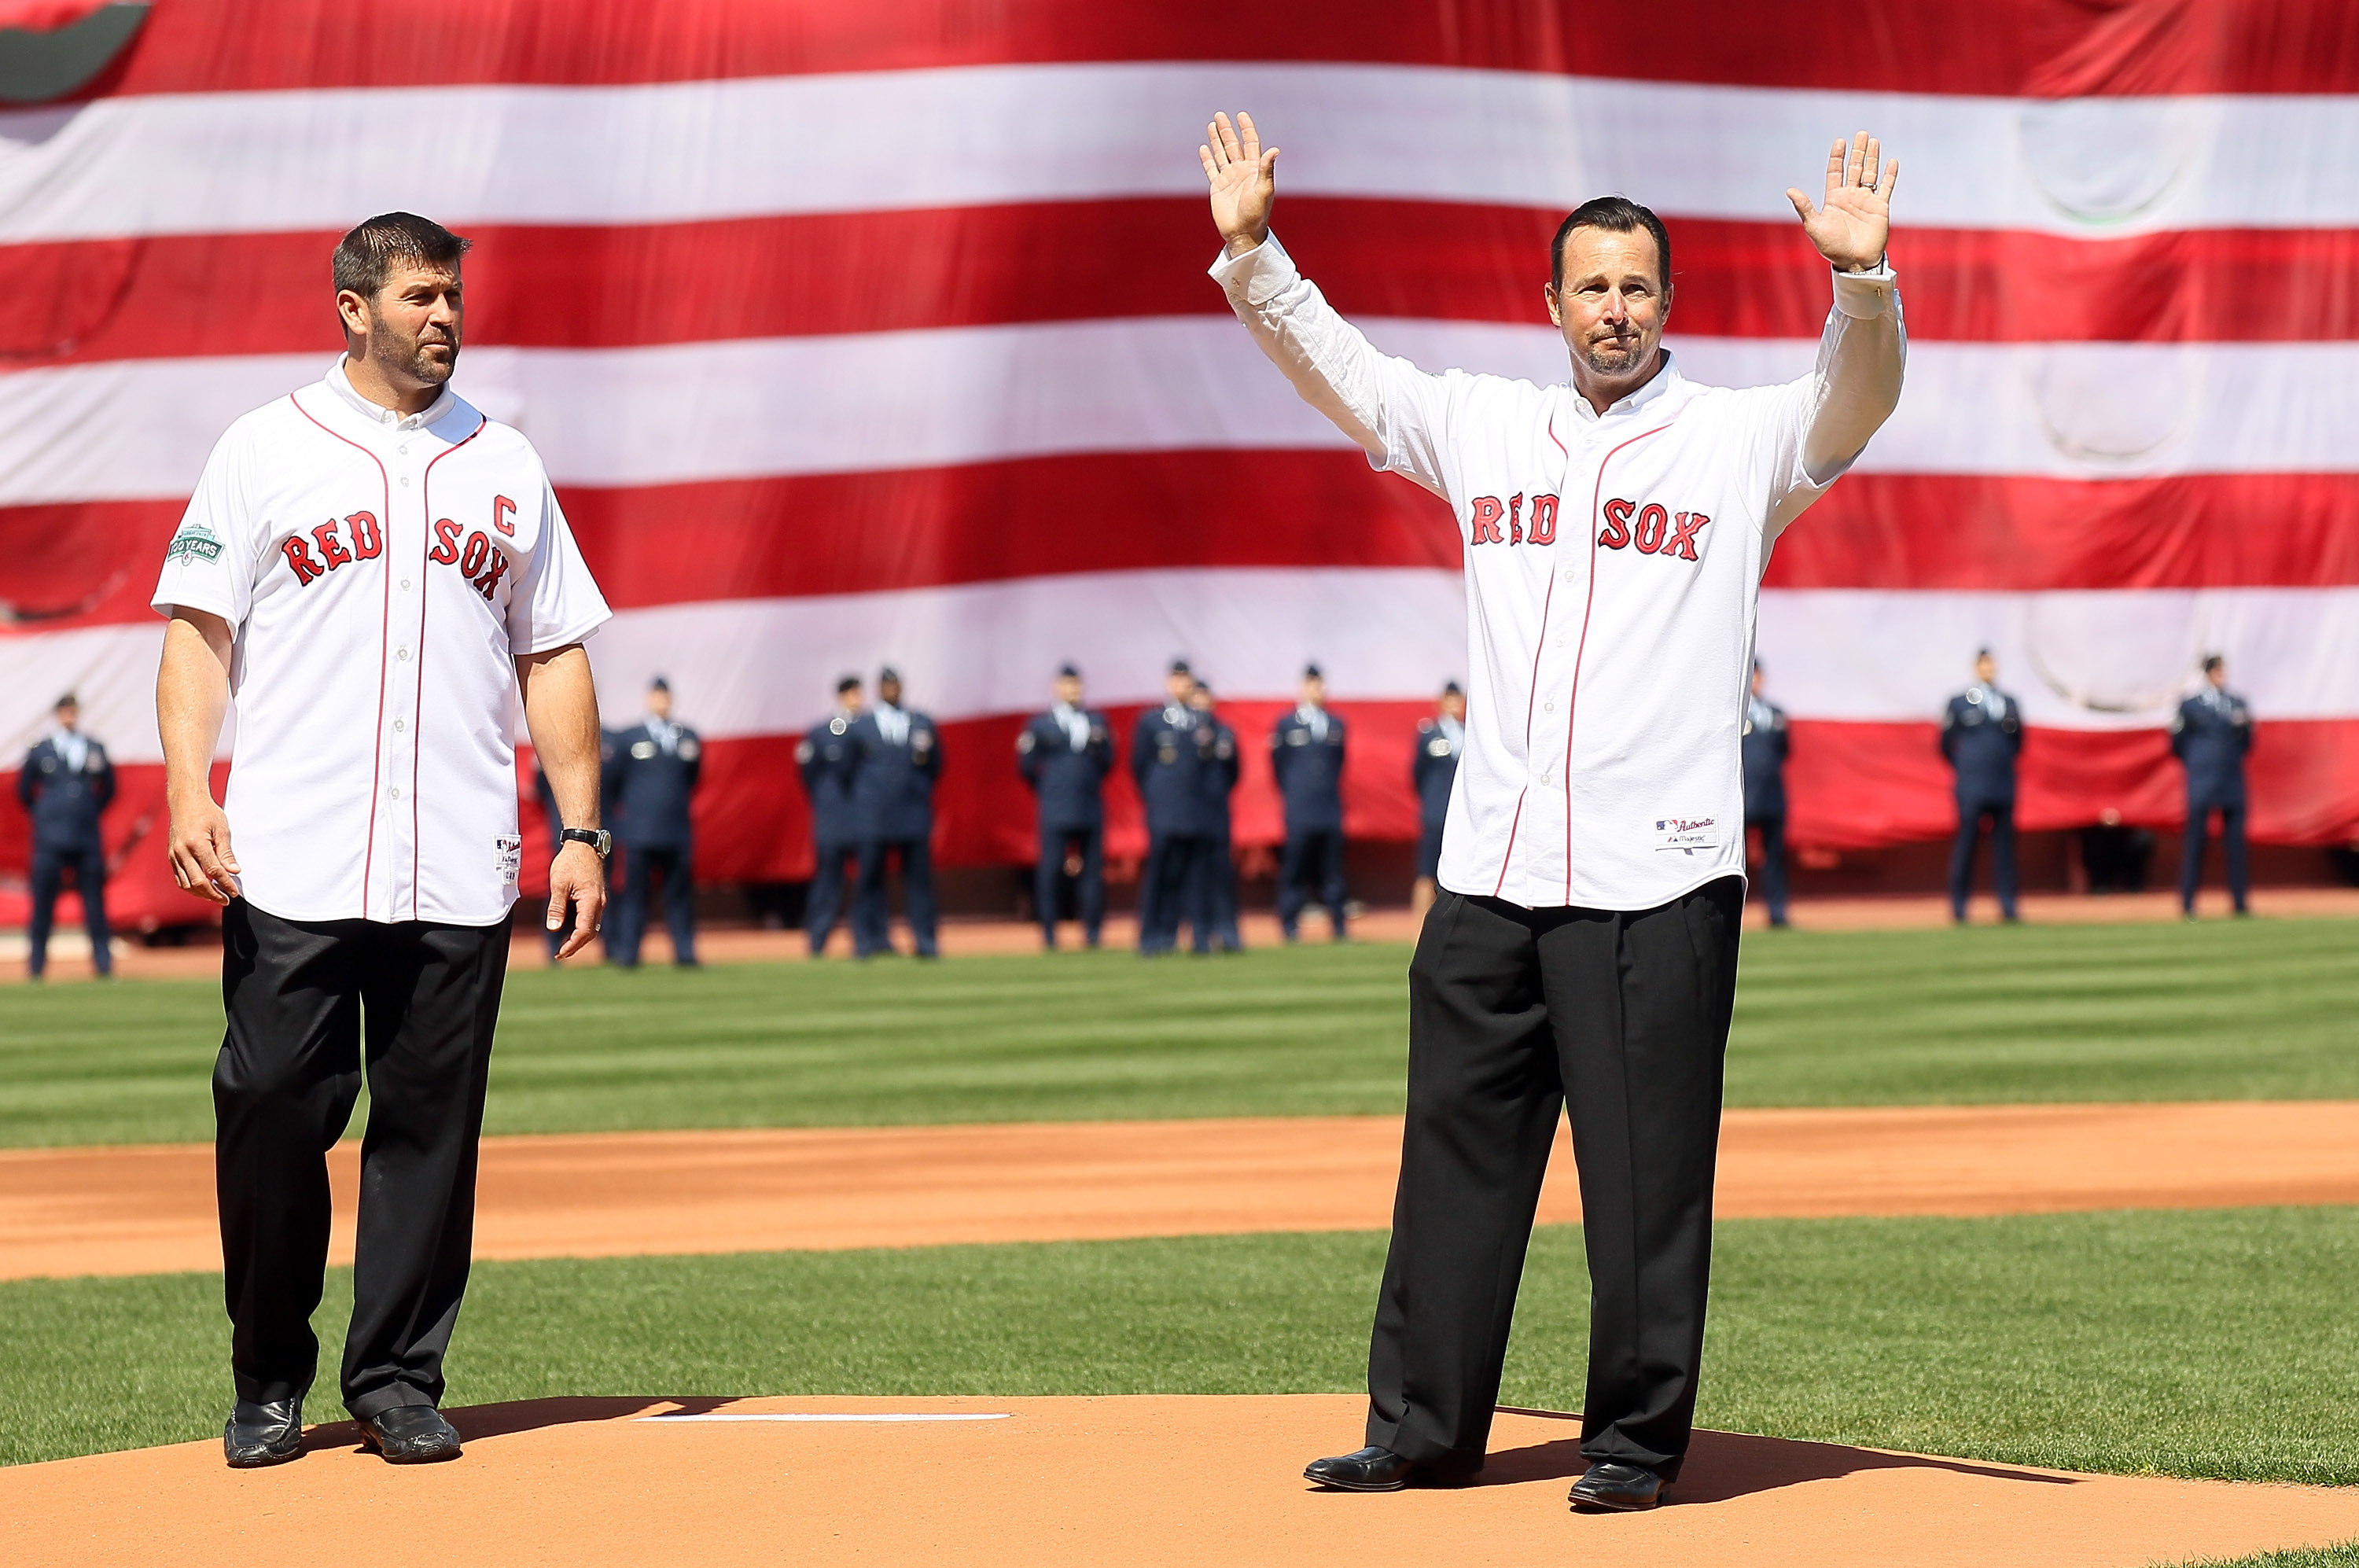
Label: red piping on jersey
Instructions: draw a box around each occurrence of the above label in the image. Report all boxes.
[1560,416,1679,903]
[1489,412,1575,897]
[290,392,393,920]
[415,418,489,920]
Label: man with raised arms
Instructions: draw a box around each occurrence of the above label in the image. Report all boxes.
[1199,112,1904,1511]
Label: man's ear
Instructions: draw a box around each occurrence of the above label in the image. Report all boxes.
[335,288,371,343]
[1543,282,1562,329]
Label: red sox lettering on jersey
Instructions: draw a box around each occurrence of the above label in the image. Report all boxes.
[152,362,610,926]
[1215,233,1904,910]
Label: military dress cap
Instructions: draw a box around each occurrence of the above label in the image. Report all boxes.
[836,674,861,694]
[1168,657,1191,676]
[649,675,670,692]
[55,692,78,709]
[1303,663,1323,680]
[1442,681,1463,696]
[878,665,901,683]
[1058,662,1081,679]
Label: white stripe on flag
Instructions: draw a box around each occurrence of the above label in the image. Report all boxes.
[0,65,2350,242]
[1,328,2350,506]
[22,576,2357,766]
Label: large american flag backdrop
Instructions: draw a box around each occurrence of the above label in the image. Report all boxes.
[1,0,2353,929]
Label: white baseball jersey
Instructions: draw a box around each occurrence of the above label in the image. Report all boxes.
[152,361,610,926]
[1213,234,1904,910]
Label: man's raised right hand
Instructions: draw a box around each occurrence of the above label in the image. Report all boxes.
[1200,111,1277,258]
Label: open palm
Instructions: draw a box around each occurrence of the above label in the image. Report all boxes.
[1787,131,1897,271]
[1201,111,1278,254]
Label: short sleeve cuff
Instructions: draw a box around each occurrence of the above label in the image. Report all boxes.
[1831,259,1897,320]
[515,605,612,657]
[1208,233,1301,309]
[151,586,241,624]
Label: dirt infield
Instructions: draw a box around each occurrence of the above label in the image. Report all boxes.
[6,1393,2356,1568]
[7,1100,2358,1282]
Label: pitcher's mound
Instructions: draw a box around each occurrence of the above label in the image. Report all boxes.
[9,1395,2355,1567]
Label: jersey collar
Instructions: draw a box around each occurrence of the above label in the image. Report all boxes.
[326,356,458,432]
[1566,350,1683,425]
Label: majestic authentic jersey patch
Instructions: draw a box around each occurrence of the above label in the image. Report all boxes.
[1654,817,1722,853]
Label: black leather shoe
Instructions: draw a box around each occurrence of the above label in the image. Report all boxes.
[1304,1445,1470,1492]
[223,1397,304,1468]
[1570,1459,1665,1512]
[357,1405,463,1463]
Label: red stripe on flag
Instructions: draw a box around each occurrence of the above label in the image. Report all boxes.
[1783,718,2359,849]
[7,208,2358,366]
[80,0,2359,99]
[13,463,2359,636]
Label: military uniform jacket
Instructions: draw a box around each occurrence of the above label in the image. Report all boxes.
[1272,709,1348,834]
[1196,717,1241,837]
[797,711,863,845]
[2170,689,2254,807]
[1411,718,1461,830]
[1017,708,1114,829]
[1741,698,1789,820]
[1940,686,2023,805]
[18,736,114,852]
[850,706,940,841]
[1132,704,1213,837]
[603,721,701,848]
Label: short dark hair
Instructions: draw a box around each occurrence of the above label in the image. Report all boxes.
[1551,196,1673,295]
[836,675,861,694]
[2202,653,2225,674]
[333,212,469,302]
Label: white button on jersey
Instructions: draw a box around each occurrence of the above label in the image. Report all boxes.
[1215,235,1904,911]
[153,360,612,926]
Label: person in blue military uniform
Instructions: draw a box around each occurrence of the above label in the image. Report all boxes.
[849,666,942,958]
[1409,682,1464,923]
[797,675,866,956]
[1272,664,1349,942]
[2171,653,2255,919]
[1741,661,1793,929]
[1017,663,1114,950]
[1131,658,1213,955]
[17,693,114,979]
[602,675,703,966]
[1940,650,2024,924]
[1190,678,1244,952]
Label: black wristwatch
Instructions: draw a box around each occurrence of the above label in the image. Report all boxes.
[558,826,613,859]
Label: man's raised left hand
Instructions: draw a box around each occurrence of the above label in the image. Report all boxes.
[1787,131,1897,273]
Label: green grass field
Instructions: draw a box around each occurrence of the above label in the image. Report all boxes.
[6,1207,2357,1484]
[3,915,2356,1147]
[6,912,2355,1566]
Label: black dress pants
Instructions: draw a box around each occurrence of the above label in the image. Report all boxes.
[1138,832,1209,954]
[610,841,696,966]
[1367,879,1743,1479]
[1035,823,1105,947]
[28,843,110,976]
[2178,799,2250,912]
[1278,828,1348,937]
[214,901,509,1418]
[1947,800,2019,919]
[806,837,858,955]
[1746,814,1789,926]
[856,837,938,956]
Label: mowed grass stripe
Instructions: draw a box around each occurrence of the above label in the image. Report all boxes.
[2,917,2355,1148]
[5,1207,2357,1485]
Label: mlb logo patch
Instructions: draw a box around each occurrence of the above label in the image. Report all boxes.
[1653,816,1720,854]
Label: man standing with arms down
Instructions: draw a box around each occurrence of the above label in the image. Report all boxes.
[1202,114,1904,1508]
[18,693,116,978]
[2171,654,2254,918]
[154,213,612,1468]
[1017,663,1114,950]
